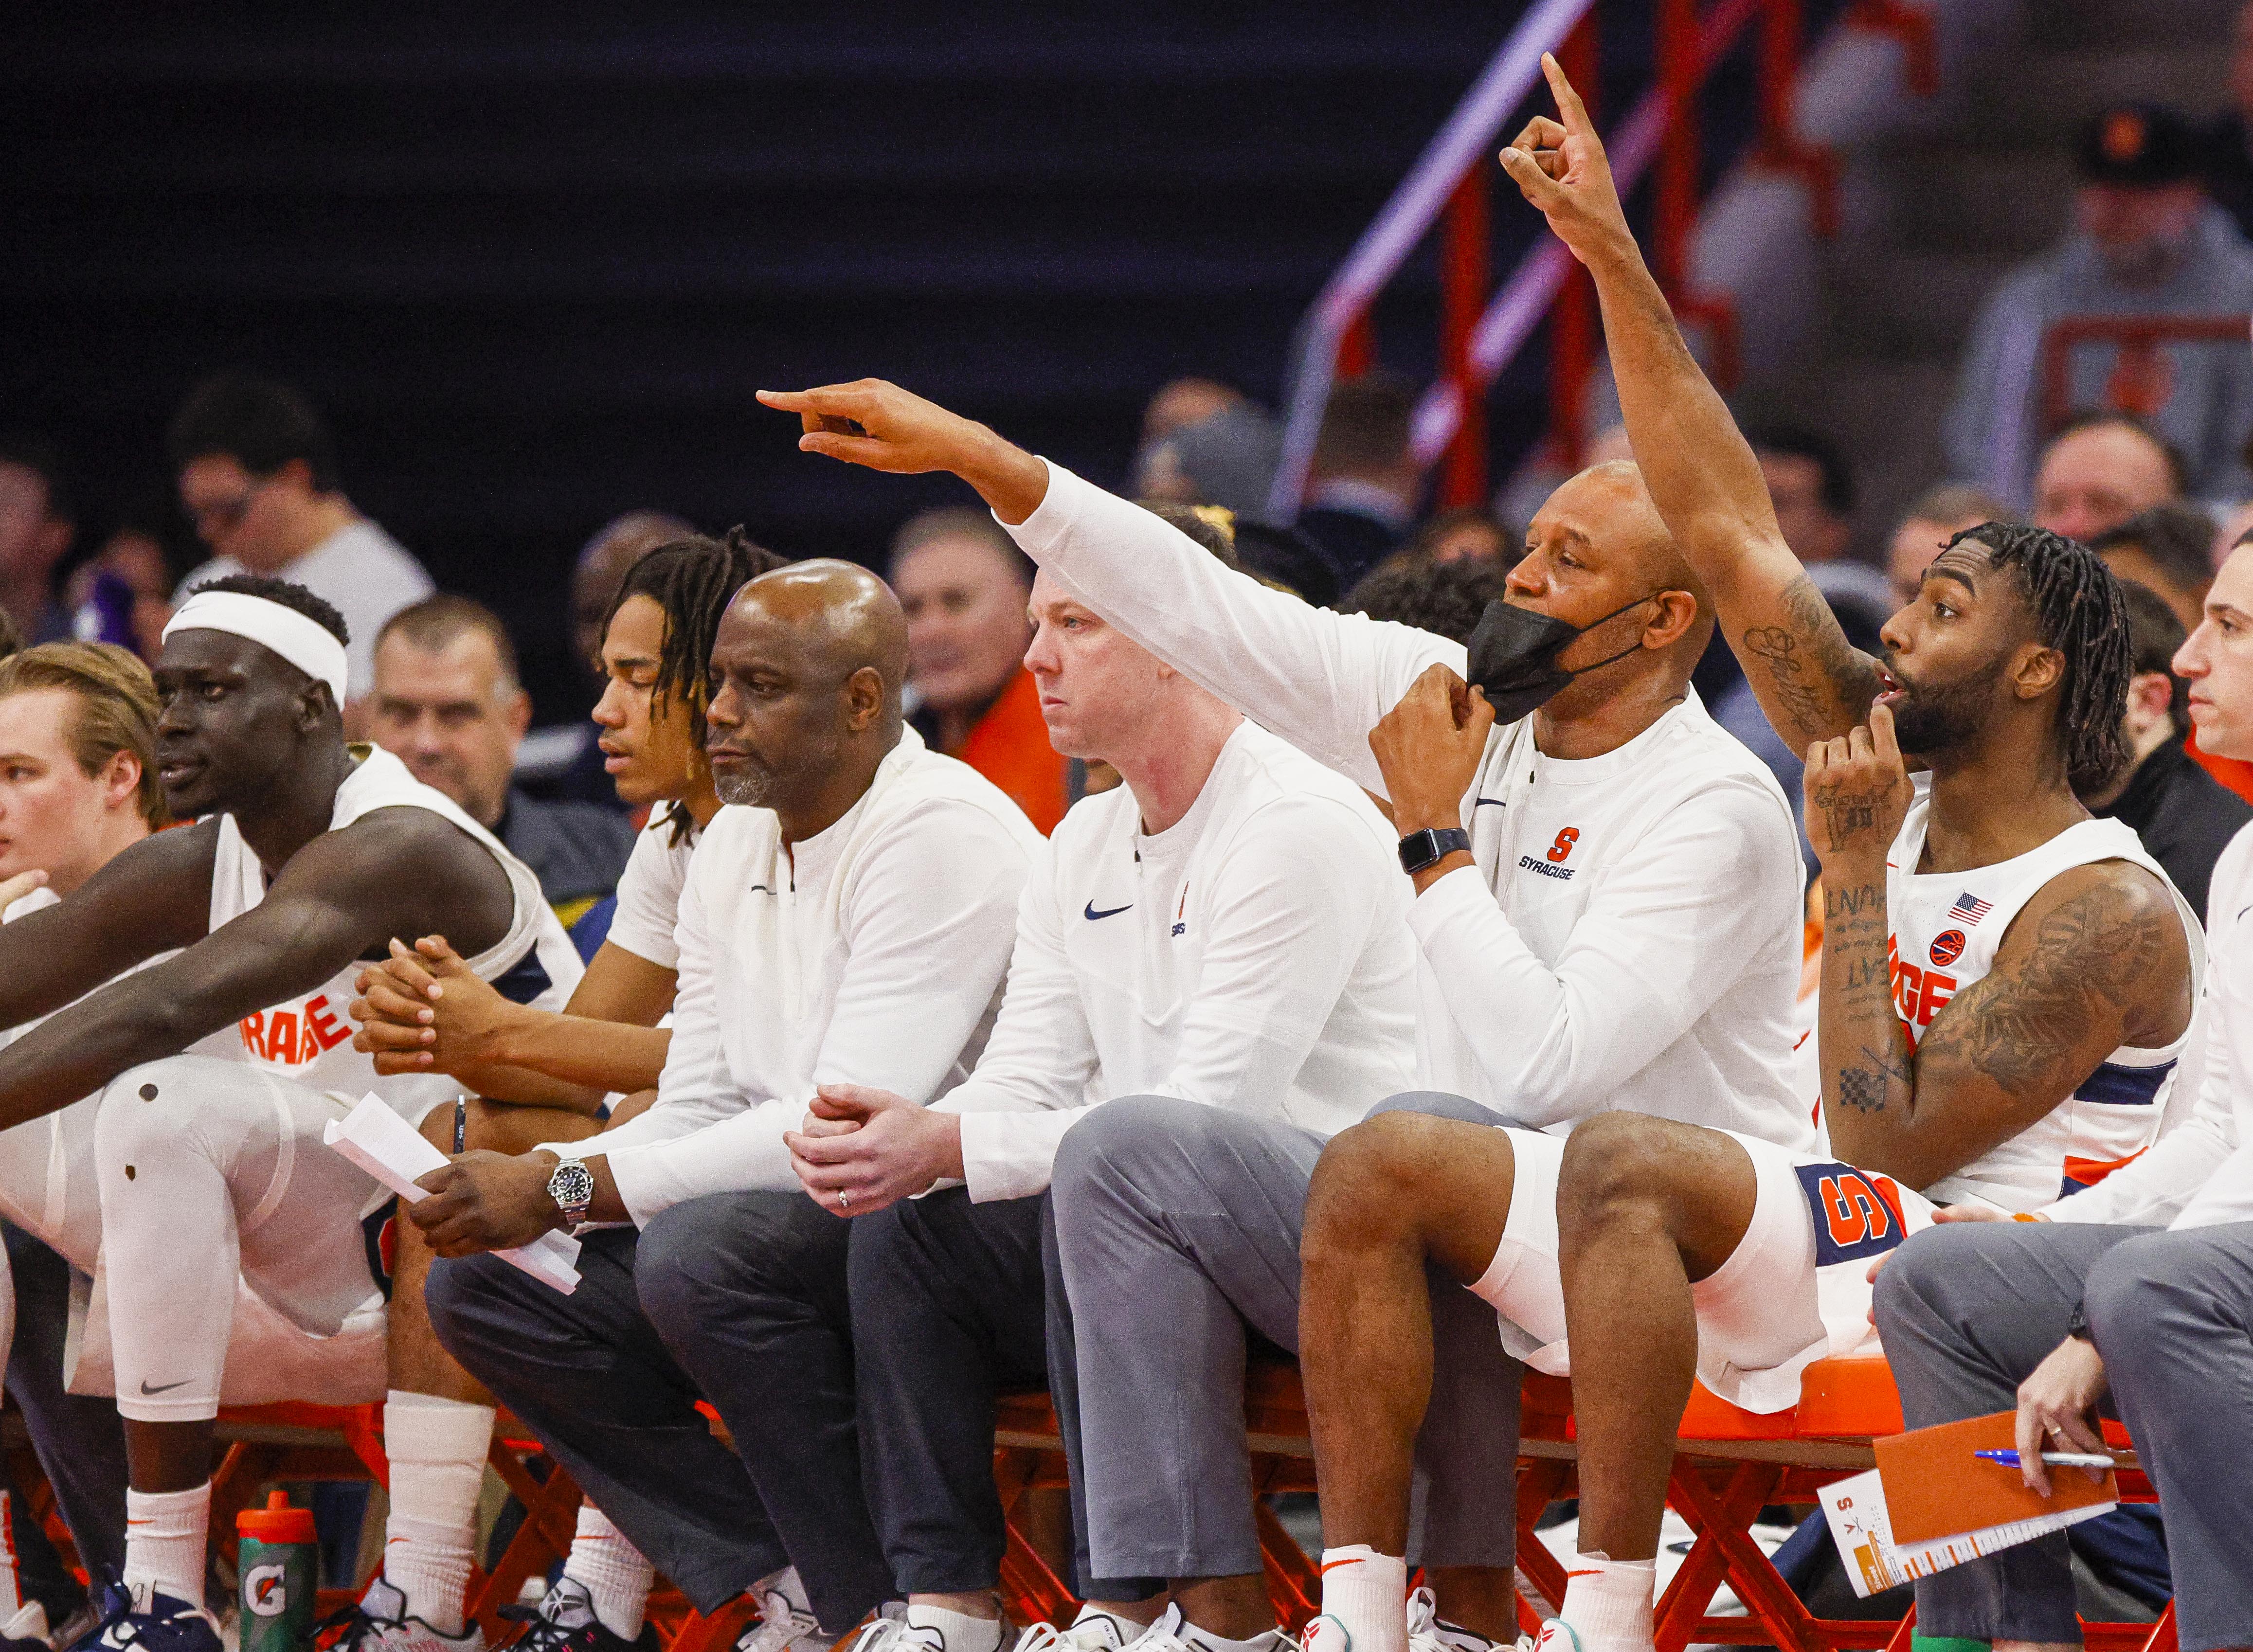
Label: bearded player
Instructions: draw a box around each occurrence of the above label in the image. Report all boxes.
[1285,57,2199,1652]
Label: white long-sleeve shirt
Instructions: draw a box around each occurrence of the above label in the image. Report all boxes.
[936,719,1420,1201]
[2048,821,2253,1232]
[587,728,1043,1224]
[1007,465,1811,1147]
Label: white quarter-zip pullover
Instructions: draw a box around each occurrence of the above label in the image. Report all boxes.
[592,728,1042,1224]
[937,719,1421,1200]
[1006,464,1811,1148]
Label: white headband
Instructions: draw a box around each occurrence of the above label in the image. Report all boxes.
[162,590,350,706]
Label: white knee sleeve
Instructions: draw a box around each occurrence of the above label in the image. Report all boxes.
[96,1056,381,1421]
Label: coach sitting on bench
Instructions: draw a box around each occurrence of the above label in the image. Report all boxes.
[1876,534,2253,1652]
[416,562,1043,1651]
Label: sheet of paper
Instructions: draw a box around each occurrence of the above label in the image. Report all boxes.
[1820,1468,2115,1597]
[323,1095,580,1294]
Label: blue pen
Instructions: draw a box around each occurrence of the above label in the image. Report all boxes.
[1975,1448,2116,1469]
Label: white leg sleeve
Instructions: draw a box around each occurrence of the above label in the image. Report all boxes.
[95,1056,382,1422]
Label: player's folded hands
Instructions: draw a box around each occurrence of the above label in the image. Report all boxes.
[349,935,513,1074]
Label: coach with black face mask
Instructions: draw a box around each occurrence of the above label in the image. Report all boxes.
[757,380,1811,1652]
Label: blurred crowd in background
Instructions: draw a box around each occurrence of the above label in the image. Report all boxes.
[14,4,2253,948]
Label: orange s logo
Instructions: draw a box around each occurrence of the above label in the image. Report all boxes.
[1818,1173,1895,1247]
[1546,827,1580,863]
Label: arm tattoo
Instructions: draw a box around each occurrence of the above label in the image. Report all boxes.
[1836,1045,1910,1114]
[1742,574,1883,738]
[1920,876,2175,1097]
[1824,878,1905,1117]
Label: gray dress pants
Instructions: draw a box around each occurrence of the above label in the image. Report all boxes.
[1047,1092,1524,1591]
[1875,1217,2253,1652]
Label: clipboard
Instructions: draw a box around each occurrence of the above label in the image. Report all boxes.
[1874,1410,2119,1544]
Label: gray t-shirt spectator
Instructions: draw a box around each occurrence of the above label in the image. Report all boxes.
[177,518,433,696]
[1946,205,2253,502]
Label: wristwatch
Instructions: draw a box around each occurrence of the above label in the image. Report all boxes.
[1398,826,1473,876]
[546,1157,595,1229]
[2065,1300,2093,1343]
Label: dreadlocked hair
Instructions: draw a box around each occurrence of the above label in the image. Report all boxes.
[1943,520,2132,795]
[601,525,787,845]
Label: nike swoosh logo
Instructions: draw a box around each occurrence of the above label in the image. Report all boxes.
[1083,901,1133,921]
[139,1379,190,1395]
[1474,796,1506,808]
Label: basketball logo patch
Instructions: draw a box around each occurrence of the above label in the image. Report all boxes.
[1929,929,1965,968]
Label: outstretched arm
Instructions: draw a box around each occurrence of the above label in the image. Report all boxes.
[1808,709,2193,1188]
[758,380,1464,796]
[1500,54,1882,746]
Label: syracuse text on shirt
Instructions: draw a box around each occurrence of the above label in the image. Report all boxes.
[238,992,355,1068]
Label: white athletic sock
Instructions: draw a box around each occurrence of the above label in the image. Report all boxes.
[1558,1554,1655,1652]
[1317,1545,1407,1652]
[123,1482,209,1610]
[561,1506,653,1639]
[380,1391,495,1636]
[904,1604,1004,1652]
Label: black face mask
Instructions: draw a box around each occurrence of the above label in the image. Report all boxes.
[1465,593,1659,723]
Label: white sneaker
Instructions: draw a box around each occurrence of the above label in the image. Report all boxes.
[329,1580,486,1652]
[1009,1610,1145,1652]
[1134,1606,1288,1652]
[733,1586,828,1652]
[1404,1588,1495,1652]
[1294,1616,1350,1652]
[842,1613,1011,1652]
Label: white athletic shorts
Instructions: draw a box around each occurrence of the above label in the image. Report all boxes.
[1469,1126,1934,1415]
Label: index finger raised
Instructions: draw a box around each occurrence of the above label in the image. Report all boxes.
[1541,54,1595,135]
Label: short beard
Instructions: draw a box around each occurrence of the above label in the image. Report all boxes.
[712,734,842,811]
[1890,655,2004,763]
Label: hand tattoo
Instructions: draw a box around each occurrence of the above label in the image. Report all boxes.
[1812,782,1889,847]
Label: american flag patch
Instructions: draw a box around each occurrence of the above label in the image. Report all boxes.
[1948,891,1994,924]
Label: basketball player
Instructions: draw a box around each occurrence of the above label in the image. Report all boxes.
[754,357,1812,1652]
[0,575,582,1652]
[1294,58,2195,1652]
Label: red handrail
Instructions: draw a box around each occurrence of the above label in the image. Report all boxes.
[1282,0,1941,515]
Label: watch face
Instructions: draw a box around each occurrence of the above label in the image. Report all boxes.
[548,1162,595,1210]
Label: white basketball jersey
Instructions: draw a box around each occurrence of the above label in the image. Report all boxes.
[187,744,583,1125]
[1884,777,2203,1211]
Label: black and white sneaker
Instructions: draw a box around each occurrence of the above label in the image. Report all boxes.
[494,1580,657,1652]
